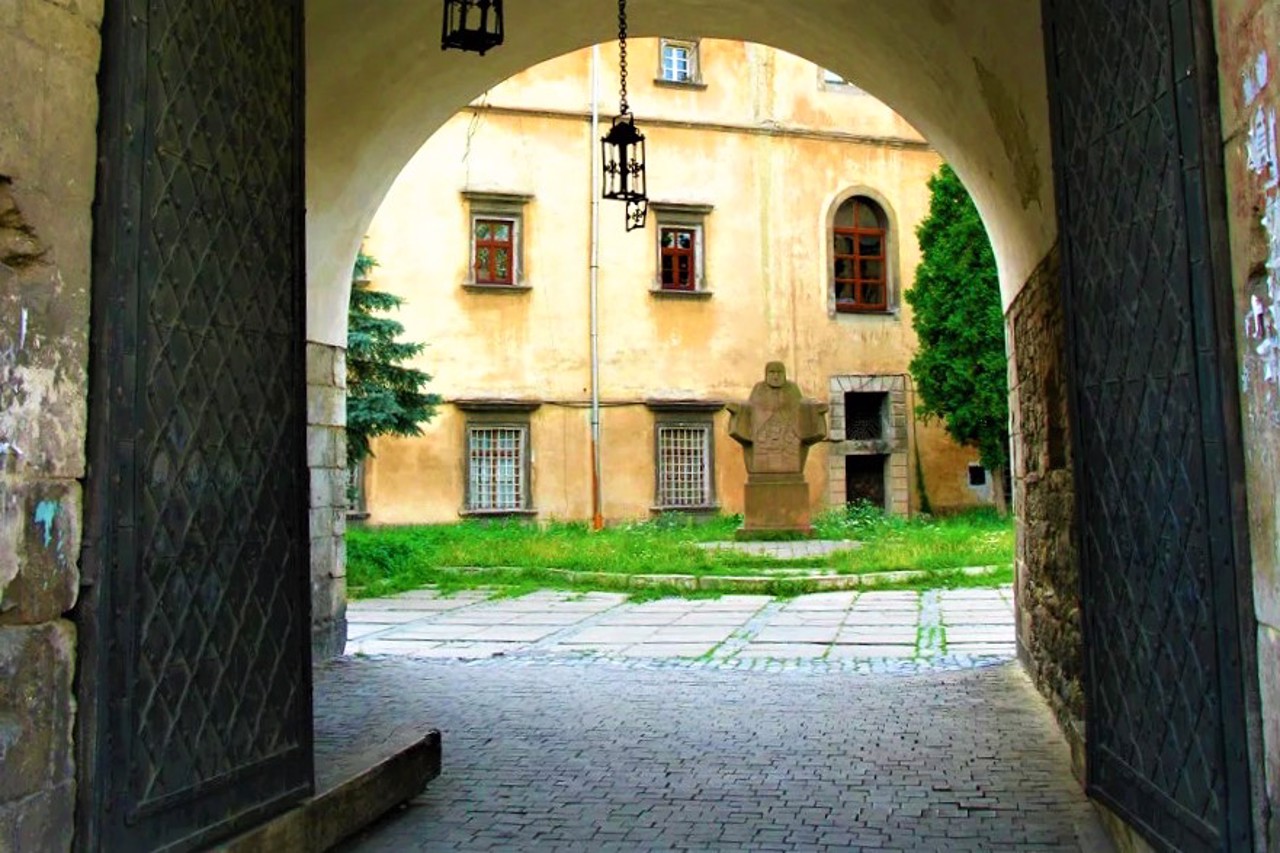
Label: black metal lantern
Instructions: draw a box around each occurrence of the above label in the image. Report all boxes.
[441,0,504,55]
[602,115,648,231]
[601,0,648,231]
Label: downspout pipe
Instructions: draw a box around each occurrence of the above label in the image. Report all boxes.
[589,45,604,530]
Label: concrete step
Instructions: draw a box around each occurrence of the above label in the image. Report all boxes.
[214,659,442,852]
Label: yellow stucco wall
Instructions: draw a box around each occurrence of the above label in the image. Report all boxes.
[362,40,992,524]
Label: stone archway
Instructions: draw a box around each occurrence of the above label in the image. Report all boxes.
[302,0,1063,683]
[301,2,1264,850]
[1,0,1256,849]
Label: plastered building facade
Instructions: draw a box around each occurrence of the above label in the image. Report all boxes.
[361,40,994,526]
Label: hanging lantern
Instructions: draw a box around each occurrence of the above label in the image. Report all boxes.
[601,0,648,231]
[602,115,648,231]
[441,0,504,55]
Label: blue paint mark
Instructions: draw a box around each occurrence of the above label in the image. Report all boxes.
[33,500,58,548]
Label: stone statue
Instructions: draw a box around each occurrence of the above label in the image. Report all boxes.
[727,361,828,537]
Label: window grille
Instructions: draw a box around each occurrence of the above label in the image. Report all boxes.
[657,424,711,507]
[468,426,526,510]
[844,392,886,440]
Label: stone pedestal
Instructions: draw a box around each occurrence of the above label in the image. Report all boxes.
[737,477,812,538]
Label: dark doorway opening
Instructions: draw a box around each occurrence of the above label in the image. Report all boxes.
[845,454,886,508]
[843,392,886,440]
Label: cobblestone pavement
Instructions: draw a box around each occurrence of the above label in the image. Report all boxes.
[332,656,1112,852]
[346,588,1016,673]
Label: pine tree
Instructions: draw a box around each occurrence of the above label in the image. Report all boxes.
[346,252,441,467]
[906,164,1010,513]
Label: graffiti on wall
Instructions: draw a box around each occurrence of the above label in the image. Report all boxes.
[1243,50,1280,423]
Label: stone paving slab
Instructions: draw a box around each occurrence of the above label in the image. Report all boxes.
[948,626,1019,643]
[347,611,436,624]
[643,625,736,643]
[621,642,717,658]
[378,625,490,641]
[767,609,847,624]
[782,591,859,609]
[950,643,1018,656]
[828,644,918,659]
[561,625,660,645]
[594,611,683,626]
[836,626,918,644]
[732,642,833,659]
[347,623,399,640]
[843,610,921,626]
[754,625,843,644]
[672,609,764,623]
[345,586,1017,670]
[468,625,564,642]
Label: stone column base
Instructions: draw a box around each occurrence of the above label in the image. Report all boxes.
[737,477,813,538]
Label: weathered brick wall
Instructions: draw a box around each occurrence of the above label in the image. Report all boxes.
[309,342,348,660]
[0,1,102,849]
[1006,246,1085,774]
[1213,2,1280,845]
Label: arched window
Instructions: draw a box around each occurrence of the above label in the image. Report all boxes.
[832,196,888,313]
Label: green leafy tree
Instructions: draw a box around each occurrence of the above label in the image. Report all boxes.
[346,252,441,467]
[906,164,1010,513]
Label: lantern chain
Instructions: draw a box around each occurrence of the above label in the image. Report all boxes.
[617,0,630,115]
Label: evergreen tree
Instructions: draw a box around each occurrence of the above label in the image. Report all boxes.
[346,252,441,466]
[906,164,1010,513]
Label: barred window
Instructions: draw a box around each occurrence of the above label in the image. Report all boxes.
[657,424,712,507]
[467,426,527,511]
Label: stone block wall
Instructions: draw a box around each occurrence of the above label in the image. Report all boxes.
[0,2,102,849]
[1212,2,1280,843]
[1006,246,1085,773]
[308,342,348,660]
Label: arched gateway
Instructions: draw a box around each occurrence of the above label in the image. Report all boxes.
[1,1,1275,851]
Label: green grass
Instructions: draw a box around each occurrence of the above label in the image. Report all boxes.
[346,506,1014,600]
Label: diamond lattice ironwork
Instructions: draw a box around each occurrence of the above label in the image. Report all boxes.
[1046,0,1252,849]
[91,0,312,849]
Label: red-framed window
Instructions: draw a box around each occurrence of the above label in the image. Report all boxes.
[473,218,515,284]
[833,198,887,312]
[660,227,697,291]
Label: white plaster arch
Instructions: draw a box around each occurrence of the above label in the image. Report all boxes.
[307,0,1053,347]
[821,185,904,317]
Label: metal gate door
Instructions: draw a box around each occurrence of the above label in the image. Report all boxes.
[1043,1,1255,850]
[79,1,312,849]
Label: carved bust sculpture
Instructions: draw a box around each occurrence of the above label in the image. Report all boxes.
[727,361,829,476]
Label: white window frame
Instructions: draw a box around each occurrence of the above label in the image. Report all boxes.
[819,68,864,94]
[658,38,701,85]
[461,190,532,288]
